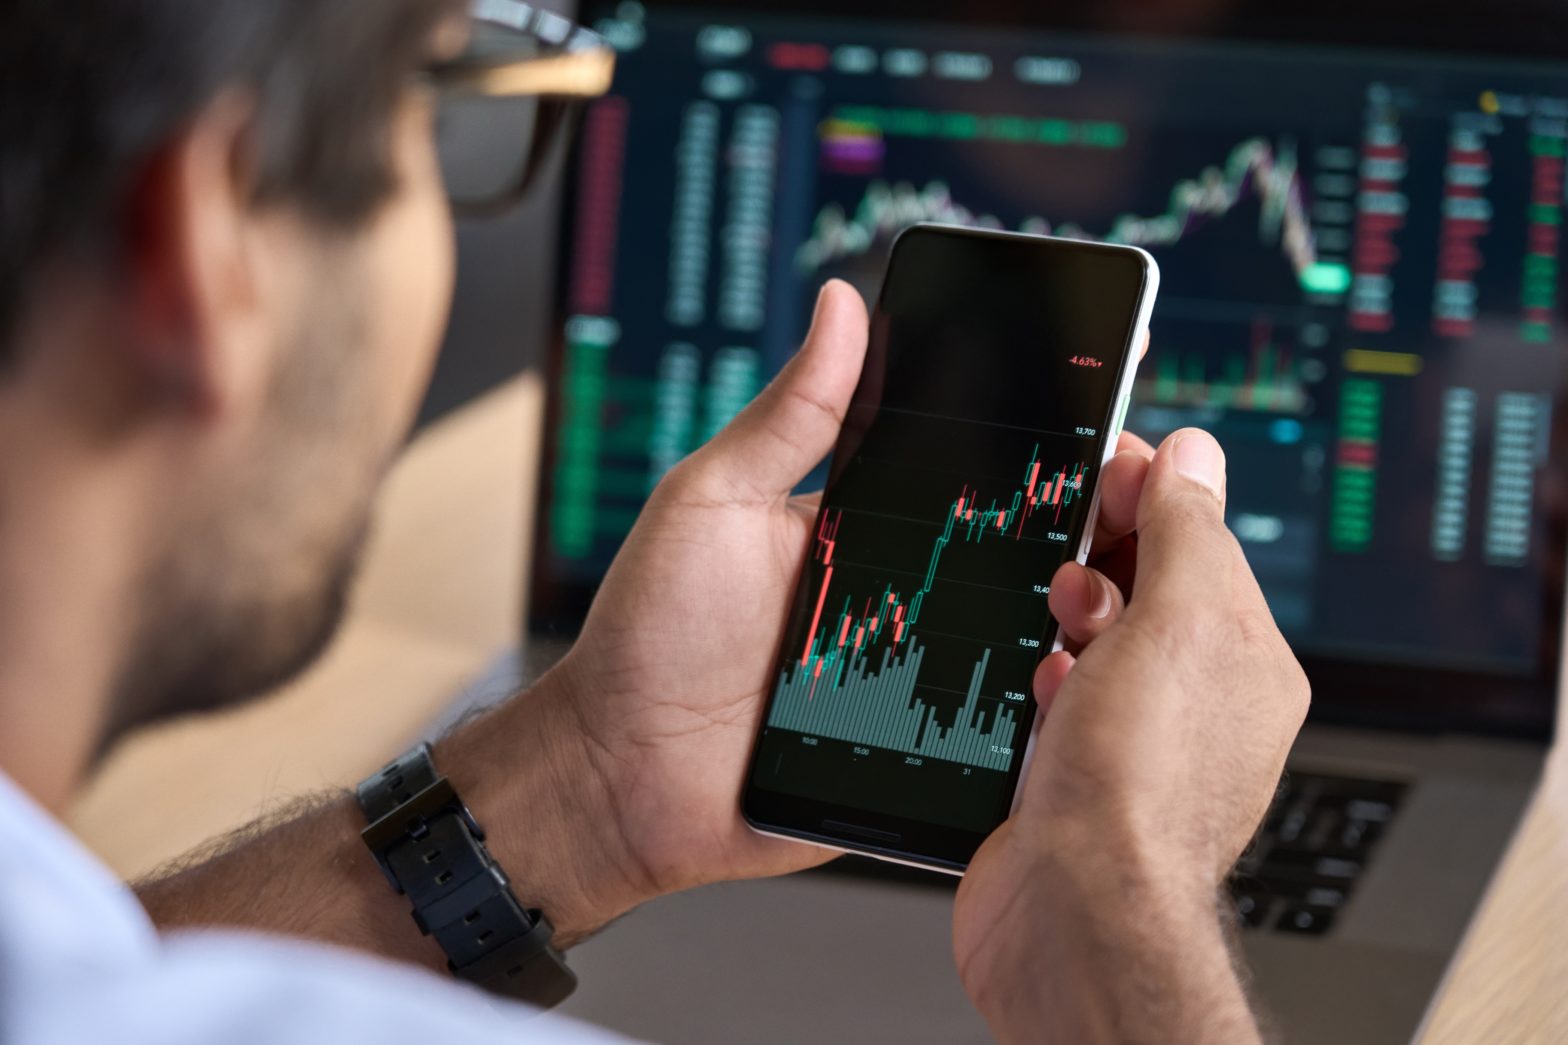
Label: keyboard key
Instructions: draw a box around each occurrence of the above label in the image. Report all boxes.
[1313,856,1363,880]
[1309,775,1408,805]
[1276,805,1310,845]
[1276,904,1338,935]
[1232,885,1275,929]
[1304,886,1346,908]
[1241,771,1408,936]
[1257,849,1363,882]
[1252,872,1313,902]
[1329,817,1383,856]
[1345,798,1395,823]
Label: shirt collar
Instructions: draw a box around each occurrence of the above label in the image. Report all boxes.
[0,769,156,978]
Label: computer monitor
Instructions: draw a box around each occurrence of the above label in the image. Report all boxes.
[529,0,1568,739]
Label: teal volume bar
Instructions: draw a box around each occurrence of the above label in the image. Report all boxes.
[769,642,1018,771]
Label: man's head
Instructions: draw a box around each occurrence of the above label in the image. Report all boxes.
[0,0,466,741]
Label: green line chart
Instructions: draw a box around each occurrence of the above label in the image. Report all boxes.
[796,132,1341,295]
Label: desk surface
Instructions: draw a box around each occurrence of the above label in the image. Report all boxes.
[71,376,1568,1042]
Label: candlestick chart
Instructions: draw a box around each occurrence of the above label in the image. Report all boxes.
[767,439,1091,771]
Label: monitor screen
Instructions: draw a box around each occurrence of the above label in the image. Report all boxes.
[531,0,1568,736]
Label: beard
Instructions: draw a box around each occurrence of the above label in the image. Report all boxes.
[106,519,368,741]
[103,259,394,747]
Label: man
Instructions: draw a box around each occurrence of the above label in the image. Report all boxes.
[0,1,1309,1043]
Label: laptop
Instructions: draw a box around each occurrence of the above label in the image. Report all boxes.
[526,2,1568,1040]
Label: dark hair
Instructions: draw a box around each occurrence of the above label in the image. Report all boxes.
[0,0,460,363]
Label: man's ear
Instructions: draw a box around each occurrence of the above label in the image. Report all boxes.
[121,92,275,423]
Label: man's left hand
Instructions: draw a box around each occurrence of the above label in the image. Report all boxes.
[518,281,867,933]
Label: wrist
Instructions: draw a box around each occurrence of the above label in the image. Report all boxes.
[1050,814,1227,923]
[433,669,650,948]
[960,826,1249,1044]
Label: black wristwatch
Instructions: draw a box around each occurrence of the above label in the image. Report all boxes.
[356,742,576,1007]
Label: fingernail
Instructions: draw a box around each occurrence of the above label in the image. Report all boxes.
[1172,430,1226,499]
[1088,576,1114,620]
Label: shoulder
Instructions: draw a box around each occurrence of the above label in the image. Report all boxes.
[10,928,636,1045]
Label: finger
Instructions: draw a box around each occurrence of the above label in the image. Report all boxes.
[1138,330,1151,362]
[1032,650,1076,715]
[689,281,867,500]
[1093,448,1153,545]
[1116,428,1155,458]
[1086,532,1139,603]
[1048,561,1126,648]
[1129,428,1235,611]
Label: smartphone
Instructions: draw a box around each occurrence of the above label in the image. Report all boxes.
[742,224,1159,873]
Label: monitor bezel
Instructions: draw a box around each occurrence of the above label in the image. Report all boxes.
[530,0,1568,744]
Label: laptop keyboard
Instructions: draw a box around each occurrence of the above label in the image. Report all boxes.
[1229,771,1409,936]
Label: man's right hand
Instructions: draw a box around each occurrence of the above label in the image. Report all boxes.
[953,428,1310,1045]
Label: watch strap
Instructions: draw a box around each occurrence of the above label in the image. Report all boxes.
[357,743,576,1008]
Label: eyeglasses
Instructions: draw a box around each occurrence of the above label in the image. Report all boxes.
[424,0,616,218]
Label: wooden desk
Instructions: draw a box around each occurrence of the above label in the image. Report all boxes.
[70,376,1568,1041]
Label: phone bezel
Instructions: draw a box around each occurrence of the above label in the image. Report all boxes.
[741,224,1159,871]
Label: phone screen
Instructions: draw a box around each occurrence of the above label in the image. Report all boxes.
[743,225,1154,869]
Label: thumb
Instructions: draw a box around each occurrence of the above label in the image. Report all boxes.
[687,280,868,500]
[1128,428,1236,612]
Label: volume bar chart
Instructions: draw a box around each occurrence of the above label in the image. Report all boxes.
[769,442,1079,771]
[771,645,1018,770]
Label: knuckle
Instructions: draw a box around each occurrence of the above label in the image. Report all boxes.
[1122,600,1209,663]
[1153,481,1226,528]
[650,452,708,502]
[1285,656,1312,720]
[1209,518,1249,567]
[1141,499,1204,546]
[781,383,847,431]
[1234,601,1281,647]
[1140,499,1229,568]
[658,451,701,489]
[650,450,743,509]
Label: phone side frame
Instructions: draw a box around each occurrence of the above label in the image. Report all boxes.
[1009,248,1161,819]
[747,824,969,877]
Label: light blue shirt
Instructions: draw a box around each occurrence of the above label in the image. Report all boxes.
[0,772,634,1044]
